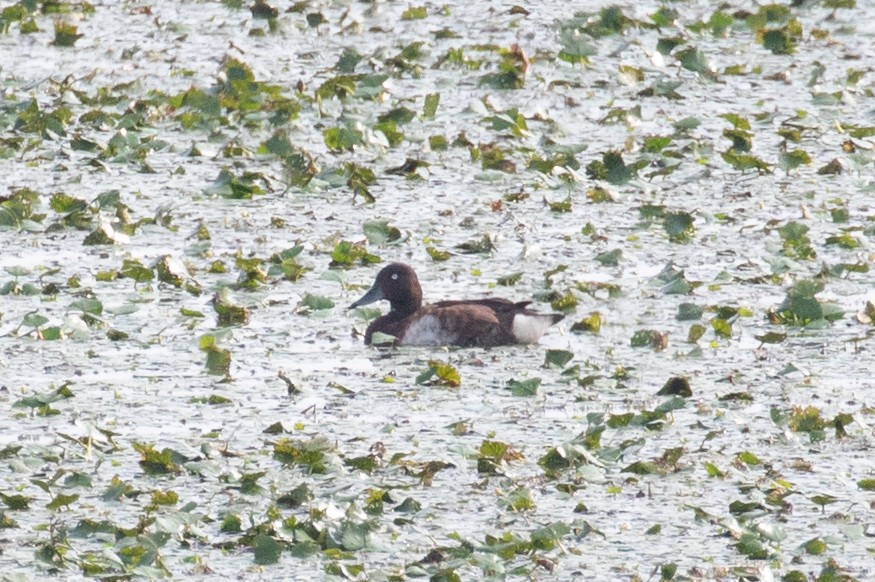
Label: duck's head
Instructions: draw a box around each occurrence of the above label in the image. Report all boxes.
[349,262,423,315]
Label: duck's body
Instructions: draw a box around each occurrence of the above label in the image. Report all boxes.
[349,263,563,347]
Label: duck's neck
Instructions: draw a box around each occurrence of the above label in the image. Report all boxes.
[389,296,421,318]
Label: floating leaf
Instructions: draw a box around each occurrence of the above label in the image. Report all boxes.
[721,150,772,173]
[762,27,796,55]
[778,149,811,173]
[330,240,381,268]
[201,335,232,376]
[53,21,83,46]
[656,377,692,397]
[22,311,49,329]
[46,493,79,511]
[755,332,786,345]
[544,350,573,368]
[253,535,282,565]
[324,127,363,152]
[595,249,622,266]
[675,47,716,80]
[401,6,427,20]
[455,234,494,254]
[676,303,703,321]
[631,329,668,350]
[363,220,401,245]
[507,377,541,397]
[570,312,601,333]
[297,293,335,312]
[423,93,440,118]
[663,211,695,243]
[586,151,648,184]
[0,493,30,510]
[416,360,461,387]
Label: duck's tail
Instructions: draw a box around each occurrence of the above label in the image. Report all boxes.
[511,312,563,343]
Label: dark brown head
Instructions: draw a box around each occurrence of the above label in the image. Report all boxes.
[348,263,423,317]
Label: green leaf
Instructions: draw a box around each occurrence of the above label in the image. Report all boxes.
[253,535,282,565]
[346,162,377,203]
[423,93,440,118]
[335,48,362,73]
[455,234,494,254]
[675,47,715,78]
[802,537,827,555]
[755,332,786,345]
[570,312,601,333]
[4,266,30,277]
[710,317,732,338]
[201,335,232,375]
[205,168,267,199]
[721,150,772,173]
[394,497,422,513]
[53,21,83,47]
[720,113,751,130]
[586,151,647,185]
[655,396,686,413]
[0,493,29,510]
[298,293,335,311]
[762,27,795,55]
[595,248,622,266]
[50,192,88,214]
[623,461,660,475]
[676,303,703,321]
[496,272,522,286]
[330,240,381,268]
[704,462,726,478]
[709,10,733,36]
[630,329,667,349]
[120,259,154,283]
[735,533,768,559]
[323,127,363,152]
[544,350,573,368]
[558,29,595,64]
[378,106,416,125]
[64,472,93,488]
[22,312,48,328]
[363,219,401,245]
[507,377,541,397]
[416,360,461,387]
[401,6,427,20]
[663,211,695,243]
[778,149,811,173]
[340,522,373,550]
[530,521,570,550]
[656,377,692,397]
[374,120,404,147]
[736,450,761,466]
[46,493,79,510]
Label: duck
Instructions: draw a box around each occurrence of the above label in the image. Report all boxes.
[348,263,563,347]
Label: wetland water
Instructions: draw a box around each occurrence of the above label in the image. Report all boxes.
[1,0,875,579]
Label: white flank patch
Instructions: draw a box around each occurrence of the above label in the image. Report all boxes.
[511,314,554,344]
[402,315,458,346]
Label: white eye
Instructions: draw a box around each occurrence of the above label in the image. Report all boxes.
[391,273,398,280]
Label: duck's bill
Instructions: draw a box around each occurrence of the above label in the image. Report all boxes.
[349,283,384,309]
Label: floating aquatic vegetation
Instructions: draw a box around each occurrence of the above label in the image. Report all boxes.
[1,0,874,579]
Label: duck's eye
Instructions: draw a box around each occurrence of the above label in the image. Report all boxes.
[391,273,398,280]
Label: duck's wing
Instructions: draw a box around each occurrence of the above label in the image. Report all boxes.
[401,303,513,347]
[432,298,529,312]
[432,299,563,345]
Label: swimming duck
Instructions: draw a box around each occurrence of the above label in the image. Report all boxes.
[349,263,563,347]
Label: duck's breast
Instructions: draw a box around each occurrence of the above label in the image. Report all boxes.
[399,313,460,346]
